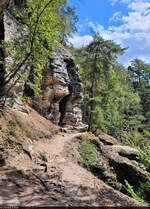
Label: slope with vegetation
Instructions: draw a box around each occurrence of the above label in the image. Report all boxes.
[0,0,150,207]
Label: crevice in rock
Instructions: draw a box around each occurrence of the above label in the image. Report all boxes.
[118,152,138,161]
[108,159,144,194]
[59,95,69,125]
[100,139,114,145]
[64,58,75,69]
[89,164,109,182]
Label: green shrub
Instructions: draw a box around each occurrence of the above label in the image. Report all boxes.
[80,137,98,168]
[137,144,150,169]
[124,180,150,206]
[124,144,150,206]
[22,96,32,104]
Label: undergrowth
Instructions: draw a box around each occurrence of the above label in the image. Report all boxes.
[1,139,22,154]
[137,144,150,169]
[80,137,98,169]
[124,180,150,206]
[124,144,150,206]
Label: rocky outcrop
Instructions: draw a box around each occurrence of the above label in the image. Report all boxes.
[0,3,26,99]
[78,133,150,195]
[33,46,86,129]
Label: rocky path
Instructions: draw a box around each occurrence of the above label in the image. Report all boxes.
[0,132,144,207]
[33,132,144,207]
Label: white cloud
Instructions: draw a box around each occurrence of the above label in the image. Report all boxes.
[69,0,150,65]
[109,12,122,22]
[110,0,131,5]
[110,0,118,5]
[88,21,104,32]
[68,35,93,48]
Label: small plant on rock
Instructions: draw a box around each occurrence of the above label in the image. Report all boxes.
[137,144,150,169]
[80,137,98,169]
[124,145,150,206]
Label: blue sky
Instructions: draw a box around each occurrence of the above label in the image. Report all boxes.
[68,0,150,66]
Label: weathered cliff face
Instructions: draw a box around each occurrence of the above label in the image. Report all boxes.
[0,3,86,130]
[33,46,84,129]
[0,1,24,98]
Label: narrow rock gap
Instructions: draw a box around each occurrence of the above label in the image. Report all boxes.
[118,152,138,161]
[59,95,69,125]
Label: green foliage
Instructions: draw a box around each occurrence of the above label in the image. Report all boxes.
[124,145,150,206]
[72,34,144,144]
[0,0,78,105]
[57,5,78,42]
[128,58,150,125]
[80,137,98,168]
[137,144,150,169]
[77,33,125,131]
[73,35,150,148]
[124,180,150,206]
[22,96,32,104]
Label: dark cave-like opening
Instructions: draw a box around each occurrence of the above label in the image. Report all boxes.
[59,95,69,125]
[0,19,5,86]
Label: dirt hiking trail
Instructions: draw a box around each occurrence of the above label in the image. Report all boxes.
[0,132,144,207]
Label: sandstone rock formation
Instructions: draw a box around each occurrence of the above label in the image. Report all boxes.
[0,1,86,130]
[33,46,85,129]
[78,133,150,195]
